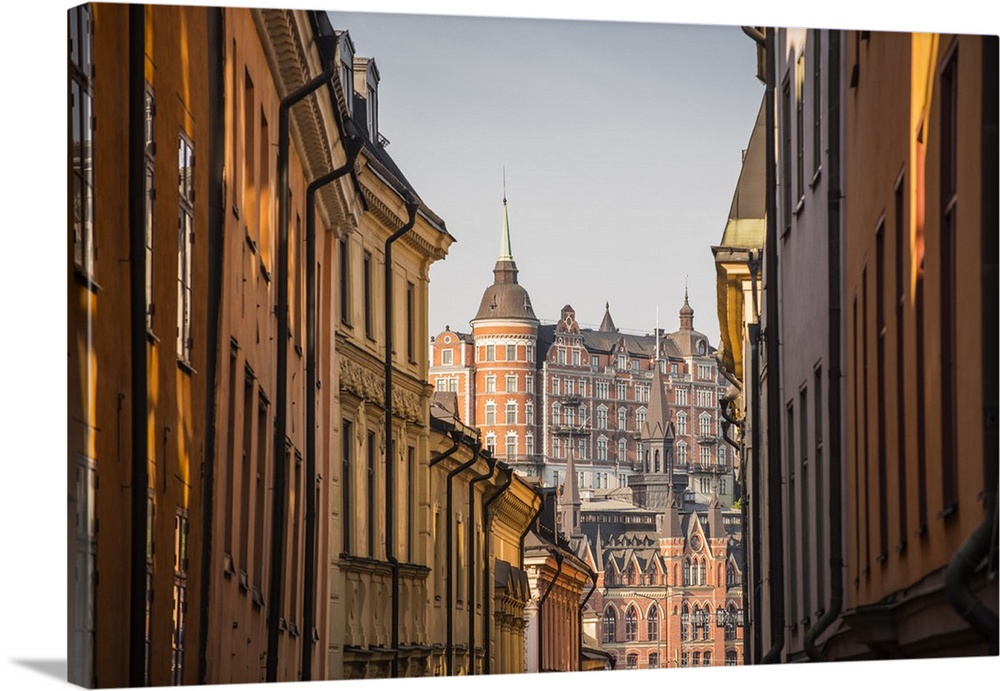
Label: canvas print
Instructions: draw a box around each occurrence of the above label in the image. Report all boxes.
[67,2,998,688]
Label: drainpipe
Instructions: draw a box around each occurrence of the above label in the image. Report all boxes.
[536,551,564,672]
[467,453,498,673]
[267,58,337,684]
[301,129,363,682]
[384,199,419,678]
[748,325,763,661]
[482,466,514,674]
[197,6,225,685]
[578,566,598,672]
[805,29,845,662]
[127,5,150,686]
[760,24,786,665]
[944,33,999,656]
[430,429,463,467]
[445,438,481,675]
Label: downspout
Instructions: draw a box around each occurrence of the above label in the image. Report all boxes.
[446,439,482,675]
[944,33,1000,656]
[482,466,514,674]
[748,323,763,662]
[760,24,786,665]
[384,199,419,678]
[128,5,149,686]
[429,429,462,467]
[805,28,845,662]
[197,5,225,684]
[467,453,498,673]
[301,130,363,681]
[536,551,564,672]
[578,567,598,672]
[267,59,336,684]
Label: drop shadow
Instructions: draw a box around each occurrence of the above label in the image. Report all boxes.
[11,659,67,682]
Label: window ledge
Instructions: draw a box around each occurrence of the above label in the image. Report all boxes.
[177,358,197,376]
[74,266,103,294]
[937,504,958,520]
[794,197,805,217]
[146,329,160,345]
[810,166,823,189]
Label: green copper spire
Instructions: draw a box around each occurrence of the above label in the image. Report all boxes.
[499,169,513,260]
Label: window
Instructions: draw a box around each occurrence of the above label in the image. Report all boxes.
[525,433,534,457]
[505,433,517,458]
[677,442,687,464]
[681,605,690,640]
[565,379,574,396]
[506,401,517,425]
[647,605,659,641]
[596,380,609,399]
[677,412,687,436]
[505,374,517,393]
[700,446,712,467]
[171,510,189,684]
[367,430,376,558]
[681,653,689,668]
[726,651,737,666]
[339,236,351,326]
[617,382,626,400]
[720,478,727,494]
[782,74,792,234]
[636,408,646,430]
[617,407,626,430]
[813,31,822,176]
[572,350,580,366]
[143,86,155,332]
[506,343,516,361]
[648,653,659,669]
[485,344,495,361]
[485,375,496,393]
[552,437,561,459]
[692,652,700,667]
[526,401,534,424]
[485,402,496,426]
[796,52,805,204]
[406,282,415,362]
[718,445,727,468]
[597,437,608,461]
[625,606,638,641]
[526,344,534,362]
[699,413,712,437]
[485,434,496,455]
[70,5,95,278]
[617,354,626,370]
[363,251,373,339]
[675,388,688,406]
[441,349,453,365]
[552,377,560,395]
[177,134,195,363]
[940,50,959,511]
[637,384,649,402]
[557,348,566,364]
[626,654,638,670]
[552,404,561,426]
[618,438,627,462]
[603,607,616,642]
[525,373,534,393]
[565,407,575,428]
[341,419,352,553]
[703,652,711,667]
[596,407,608,429]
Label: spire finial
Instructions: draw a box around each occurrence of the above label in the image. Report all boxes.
[499,169,513,260]
[502,166,507,204]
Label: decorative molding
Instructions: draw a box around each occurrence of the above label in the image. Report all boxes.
[339,357,424,424]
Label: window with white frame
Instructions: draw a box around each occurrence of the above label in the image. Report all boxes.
[565,378,574,396]
[484,434,496,455]
[526,344,534,362]
[677,441,687,464]
[572,350,580,366]
[718,445,726,467]
[505,374,517,392]
[525,373,534,393]
[441,349,453,365]
[525,433,534,457]
[565,407,575,428]
[597,437,608,461]
[552,377,560,395]
[596,406,608,429]
[177,133,195,363]
[552,404,561,426]
[485,402,496,425]
[596,380,609,399]
[525,401,534,424]
[700,445,711,467]
[506,343,516,361]
[485,344,495,361]
[636,408,646,430]
[677,412,688,436]
[485,375,496,393]
[699,413,712,436]
[552,437,561,459]
[557,348,566,364]
[617,407,627,430]
[617,382,626,400]
[676,388,688,406]
[506,401,517,425]
[618,437,627,461]
[617,354,626,370]
[638,384,649,402]
[505,433,517,458]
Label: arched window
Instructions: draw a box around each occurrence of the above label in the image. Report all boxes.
[654,449,660,473]
[699,412,712,436]
[703,651,712,666]
[681,605,690,641]
[625,606,638,641]
[626,653,638,670]
[725,651,737,666]
[725,604,737,640]
[647,605,659,641]
[683,557,692,585]
[677,441,687,464]
[603,606,616,643]
[618,437,627,462]
[676,412,687,436]
[699,559,706,585]
[648,653,660,669]
[727,563,735,587]
[618,407,627,430]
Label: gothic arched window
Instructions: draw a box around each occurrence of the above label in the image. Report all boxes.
[625,606,638,641]
[647,605,659,641]
[603,606,617,643]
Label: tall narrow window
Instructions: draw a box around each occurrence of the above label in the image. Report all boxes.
[367,431,377,558]
[796,53,805,204]
[505,433,517,458]
[647,605,659,641]
[814,363,825,605]
[876,225,889,560]
[407,446,416,562]
[406,282,415,362]
[812,31,822,176]
[339,236,351,326]
[259,109,271,265]
[253,390,269,591]
[145,492,155,685]
[915,136,929,533]
[787,400,798,622]
[800,386,810,618]
[224,349,238,561]
[342,419,352,554]
[506,401,517,425]
[602,607,616,643]
[862,268,871,576]
[172,510,190,685]
[939,51,959,512]
[144,85,156,333]
[363,251,373,339]
[240,368,254,576]
[177,134,195,363]
[70,5,95,278]
[782,75,793,234]
[243,71,255,228]
[894,177,908,550]
[625,606,638,641]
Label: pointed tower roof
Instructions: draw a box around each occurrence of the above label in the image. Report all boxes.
[640,362,673,440]
[472,195,538,324]
[660,485,683,539]
[598,302,618,333]
[594,525,605,573]
[679,287,695,331]
[707,485,725,539]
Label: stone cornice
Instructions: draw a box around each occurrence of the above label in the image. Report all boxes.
[338,354,426,425]
[359,173,449,263]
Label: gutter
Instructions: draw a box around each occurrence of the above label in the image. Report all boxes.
[300,124,364,681]
[805,29,845,662]
[578,566,598,672]
[267,56,337,684]
[197,6,225,684]
[482,466,514,674]
[467,452,499,673]
[536,551,564,672]
[445,438,482,675]
[760,24,786,665]
[944,33,999,656]
[128,5,149,685]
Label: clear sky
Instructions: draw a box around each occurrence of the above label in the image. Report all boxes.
[327,10,765,343]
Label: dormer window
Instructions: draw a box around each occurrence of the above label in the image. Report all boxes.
[338,32,355,115]
[353,57,380,142]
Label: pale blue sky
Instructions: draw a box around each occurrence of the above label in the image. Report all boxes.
[328,10,765,342]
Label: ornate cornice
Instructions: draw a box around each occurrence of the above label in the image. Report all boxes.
[359,183,447,262]
[339,357,425,425]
